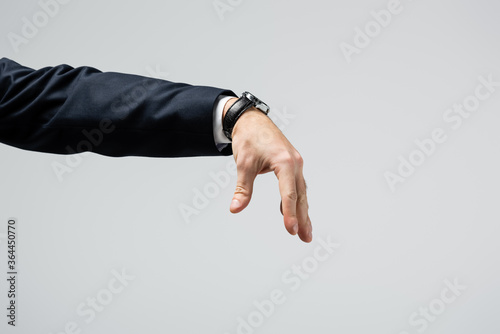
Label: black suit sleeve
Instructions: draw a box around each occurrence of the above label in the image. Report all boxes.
[0,57,236,157]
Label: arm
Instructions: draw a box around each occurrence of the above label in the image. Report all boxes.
[0,58,312,242]
[0,57,236,157]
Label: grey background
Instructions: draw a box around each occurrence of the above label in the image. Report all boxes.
[1,0,499,333]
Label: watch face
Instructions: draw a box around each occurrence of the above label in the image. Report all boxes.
[242,91,269,114]
[242,91,258,102]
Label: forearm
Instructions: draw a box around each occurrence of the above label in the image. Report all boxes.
[0,58,235,157]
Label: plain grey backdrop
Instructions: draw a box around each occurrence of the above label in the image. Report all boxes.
[1,0,499,333]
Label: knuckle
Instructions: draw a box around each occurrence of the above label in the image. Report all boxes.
[278,152,295,167]
[277,150,303,168]
[295,152,304,167]
[298,193,308,205]
[286,191,298,202]
[234,185,249,196]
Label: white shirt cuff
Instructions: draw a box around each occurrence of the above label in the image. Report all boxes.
[213,95,233,152]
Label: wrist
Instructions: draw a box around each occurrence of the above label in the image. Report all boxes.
[232,107,273,139]
[222,97,238,119]
[222,92,271,140]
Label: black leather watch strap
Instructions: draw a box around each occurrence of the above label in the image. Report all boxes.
[223,96,254,140]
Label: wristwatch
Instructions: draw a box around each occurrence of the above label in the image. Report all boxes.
[223,91,270,140]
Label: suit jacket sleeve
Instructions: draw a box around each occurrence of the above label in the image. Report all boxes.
[0,57,236,157]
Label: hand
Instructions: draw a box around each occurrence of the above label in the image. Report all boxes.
[224,98,313,243]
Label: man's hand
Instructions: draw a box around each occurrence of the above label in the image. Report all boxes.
[223,98,312,243]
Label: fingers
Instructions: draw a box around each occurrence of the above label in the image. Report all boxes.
[276,153,312,242]
[230,159,258,214]
[296,177,312,243]
[275,164,299,236]
[229,110,312,243]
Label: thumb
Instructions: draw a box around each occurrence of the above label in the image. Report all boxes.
[230,166,257,214]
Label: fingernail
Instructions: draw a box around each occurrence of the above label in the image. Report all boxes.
[308,230,313,240]
[230,199,241,211]
[292,224,299,235]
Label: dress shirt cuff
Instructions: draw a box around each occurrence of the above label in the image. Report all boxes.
[213,95,233,152]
